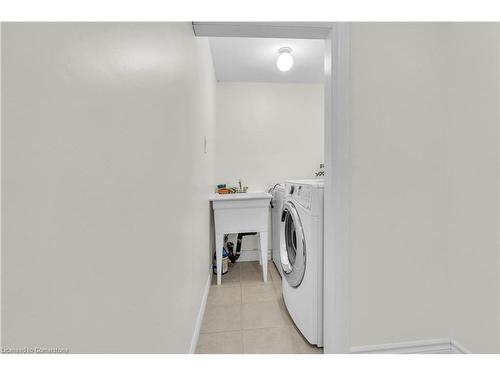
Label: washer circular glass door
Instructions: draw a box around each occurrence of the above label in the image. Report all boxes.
[280,201,306,287]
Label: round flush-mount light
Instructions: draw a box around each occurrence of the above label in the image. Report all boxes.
[276,47,294,72]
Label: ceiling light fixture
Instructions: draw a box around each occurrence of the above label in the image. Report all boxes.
[276,47,294,72]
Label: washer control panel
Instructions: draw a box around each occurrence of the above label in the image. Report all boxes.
[289,184,312,210]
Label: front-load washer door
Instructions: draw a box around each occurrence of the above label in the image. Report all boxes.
[280,201,306,287]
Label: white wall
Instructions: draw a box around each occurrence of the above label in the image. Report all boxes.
[1,23,216,353]
[350,23,451,348]
[349,22,500,353]
[443,23,499,353]
[215,82,324,190]
[215,82,323,257]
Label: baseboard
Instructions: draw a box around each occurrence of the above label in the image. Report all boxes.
[237,249,272,262]
[351,338,470,354]
[450,339,470,354]
[189,270,211,354]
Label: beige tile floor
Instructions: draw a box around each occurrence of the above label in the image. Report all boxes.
[196,261,323,354]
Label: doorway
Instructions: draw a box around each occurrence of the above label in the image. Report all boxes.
[193,22,351,354]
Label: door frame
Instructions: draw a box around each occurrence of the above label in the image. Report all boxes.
[193,22,351,353]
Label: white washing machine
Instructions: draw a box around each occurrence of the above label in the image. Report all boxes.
[271,184,285,277]
[280,179,324,346]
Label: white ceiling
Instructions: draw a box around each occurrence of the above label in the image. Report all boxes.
[208,37,325,84]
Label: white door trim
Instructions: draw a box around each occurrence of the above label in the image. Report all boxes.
[323,23,351,354]
[193,22,351,354]
[192,22,333,39]
[0,24,3,349]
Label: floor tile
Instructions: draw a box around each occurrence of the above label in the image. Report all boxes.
[240,261,265,274]
[272,279,283,298]
[207,286,241,307]
[228,262,240,271]
[242,284,277,304]
[198,259,323,355]
[289,326,323,354]
[201,304,241,333]
[211,267,240,287]
[241,300,290,330]
[276,294,294,326]
[242,327,295,354]
[196,331,243,354]
[269,262,281,281]
[272,269,282,290]
[241,270,271,285]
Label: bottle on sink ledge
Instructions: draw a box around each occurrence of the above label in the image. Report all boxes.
[215,179,248,194]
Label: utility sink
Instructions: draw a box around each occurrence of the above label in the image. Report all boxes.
[209,192,272,201]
